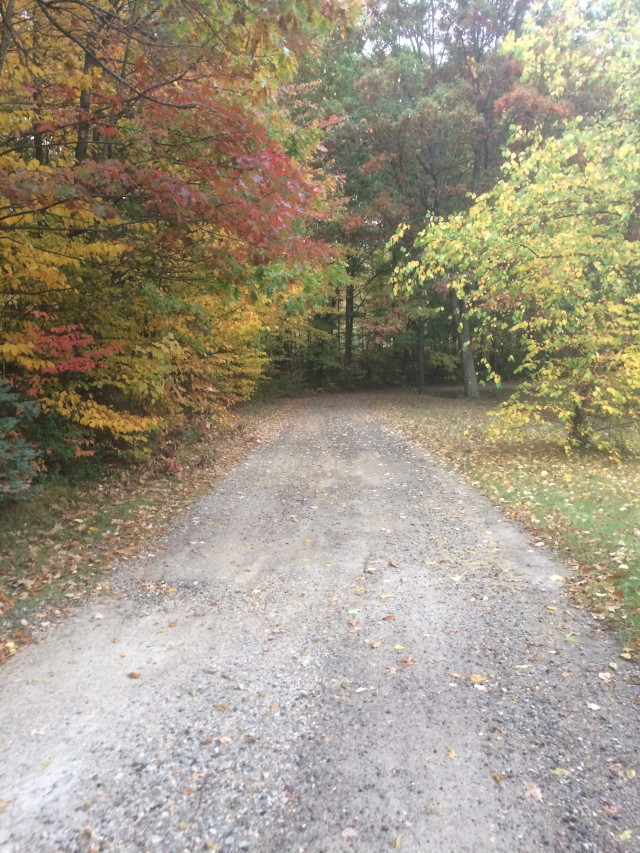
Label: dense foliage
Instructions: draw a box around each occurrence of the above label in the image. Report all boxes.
[0,0,354,473]
[395,0,640,452]
[1,0,638,498]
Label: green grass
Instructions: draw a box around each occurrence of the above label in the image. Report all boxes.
[371,390,640,653]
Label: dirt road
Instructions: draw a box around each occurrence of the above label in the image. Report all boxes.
[1,395,638,852]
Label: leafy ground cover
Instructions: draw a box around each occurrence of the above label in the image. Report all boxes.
[371,390,640,653]
[0,402,293,663]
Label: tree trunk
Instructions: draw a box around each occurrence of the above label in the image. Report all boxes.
[450,289,480,398]
[416,317,425,393]
[0,0,16,75]
[75,51,94,163]
[344,282,354,367]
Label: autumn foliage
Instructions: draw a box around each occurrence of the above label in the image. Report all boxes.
[0,0,353,476]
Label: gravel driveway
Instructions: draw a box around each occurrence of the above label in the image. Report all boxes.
[1,395,638,853]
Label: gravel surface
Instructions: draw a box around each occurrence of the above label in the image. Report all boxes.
[1,394,639,853]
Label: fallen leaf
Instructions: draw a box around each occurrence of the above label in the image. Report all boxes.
[214,704,229,711]
[469,674,487,683]
[449,672,461,679]
[586,702,601,711]
[399,655,416,665]
[218,736,231,744]
[342,828,360,840]
[0,800,5,812]
[564,632,583,643]
[620,651,632,660]
[393,833,404,848]
[550,767,569,776]
[491,773,503,784]
[523,781,543,801]
[383,615,395,621]
[127,672,141,679]
[355,686,370,693]
[119,653,126,658]
[447,748,457,759]
[169,621,178,627]
[609,662,618,671]
[388,560,398,568]
[394,645,405,650]
[598,671,615,683]
[627,768,636,780]
[371,641,382,649]
[546,606,557,611]
[379,594,393,601]
[347,619,358,627]
[619,830,632,841]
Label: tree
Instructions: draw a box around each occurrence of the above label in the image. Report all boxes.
[398,0,640,450]
[287,0,531,391]
[0,0,355,463]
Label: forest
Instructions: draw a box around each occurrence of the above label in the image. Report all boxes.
[1,0,639,502]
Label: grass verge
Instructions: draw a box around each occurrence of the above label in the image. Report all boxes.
[371,390,640,655]
[0,400,293,663]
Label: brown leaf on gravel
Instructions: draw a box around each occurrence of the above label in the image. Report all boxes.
[383,615,395,621]
[371,641,382,648]
[127,672,141,679]
[491,773,504,784]
[399,655,416,666]
[524,781,543,801]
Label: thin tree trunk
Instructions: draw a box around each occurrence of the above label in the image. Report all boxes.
[450,289,480,398]
[75,51,94,163]
[344,283,354,367]
[0,0,16,75]
[416,317,425,393]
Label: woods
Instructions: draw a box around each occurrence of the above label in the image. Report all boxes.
[1,0,640,501]
[0,0,352,496]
